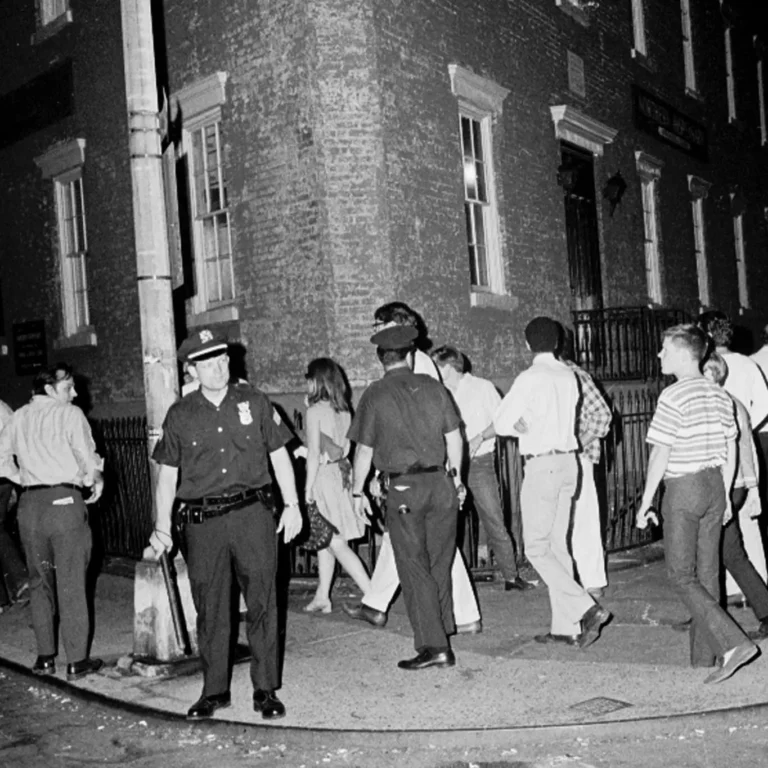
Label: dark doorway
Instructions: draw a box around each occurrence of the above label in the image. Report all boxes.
[561,142,603,311]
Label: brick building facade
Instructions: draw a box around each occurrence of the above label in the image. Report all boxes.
[1,0,767,420]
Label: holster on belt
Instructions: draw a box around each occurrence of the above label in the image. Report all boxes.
[176,485,276,526]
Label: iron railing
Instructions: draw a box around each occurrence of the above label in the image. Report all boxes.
[572,306,690,381]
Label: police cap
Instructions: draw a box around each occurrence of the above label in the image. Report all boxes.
[177,329,229,363]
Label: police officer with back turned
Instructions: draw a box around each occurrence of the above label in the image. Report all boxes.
[145,329,302,721]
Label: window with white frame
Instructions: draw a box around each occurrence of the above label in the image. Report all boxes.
[731,192,749,309]
[34,139,95,346]
[756,38,767,145]
[688,175,711,308]
[631,0,647,58]
[635,152,664,305]
[680,0,697,94]
[555,0,589,27]
[39,0,69,26]
[449,65,510,307]
[724,23,737,121]
[174,73,236,320]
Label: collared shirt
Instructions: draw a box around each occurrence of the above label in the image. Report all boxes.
[153,382,291,499]
[348,366,460,474]
[646,376,737,479]
[413,349,440,380]
[452,373,502,458]
[721,351,768,433]
[564,360,612,464]
[493,353,579,457]
[0,395,103,487]
[0,399,13,430]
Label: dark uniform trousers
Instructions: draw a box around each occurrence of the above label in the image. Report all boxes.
[18,488,91,662]
[184,500,278,696]
[386,472,458,651]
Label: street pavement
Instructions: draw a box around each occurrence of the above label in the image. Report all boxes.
[1,542,767,744]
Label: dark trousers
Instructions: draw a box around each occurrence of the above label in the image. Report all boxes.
[17,488,91,662]
[184,501,278,696]
[0,481,28,606]
[386,472,458,652]
[662,468,749,666]
[722,515,768,623]
[467,453,518,581]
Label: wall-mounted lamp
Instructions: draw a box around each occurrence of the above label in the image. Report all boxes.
[557,161,579,193]
[602,171,627,216]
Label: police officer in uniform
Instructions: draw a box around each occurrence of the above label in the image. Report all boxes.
[145,329,302,720]
[348,325,465,670]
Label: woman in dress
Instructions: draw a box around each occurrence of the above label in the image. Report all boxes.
[303,358,371,612]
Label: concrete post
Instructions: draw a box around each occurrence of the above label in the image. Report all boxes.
[120,0,189,664]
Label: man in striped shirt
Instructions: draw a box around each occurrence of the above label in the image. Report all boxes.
[636,324,757,684]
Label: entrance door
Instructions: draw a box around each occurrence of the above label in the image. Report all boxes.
[561,143,603,312]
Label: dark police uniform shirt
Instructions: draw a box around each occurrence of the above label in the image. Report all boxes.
[348,367,460,474]
[153,382,291,499]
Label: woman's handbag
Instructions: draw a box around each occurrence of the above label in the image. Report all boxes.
[303,501,339,551]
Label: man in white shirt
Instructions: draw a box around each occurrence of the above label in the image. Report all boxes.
[494,317,610,647]
[431,345,532,591]
[343,302,481,633]
[750,322,768,497]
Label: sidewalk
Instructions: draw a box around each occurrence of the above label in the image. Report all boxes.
[1,543,768,741]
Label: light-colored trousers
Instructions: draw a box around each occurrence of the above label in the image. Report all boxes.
[726,488,768,597]
[571,456,607,590]
[521,453,593,635]
[362,532,481,625]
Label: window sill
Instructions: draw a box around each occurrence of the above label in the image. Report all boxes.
[470,292,519,311]
[54,327,97,350]
[188,304,240,328]
[631,49,655,72]
[31,10,73,45]
[685,87,704,103]
[555,0,589,26]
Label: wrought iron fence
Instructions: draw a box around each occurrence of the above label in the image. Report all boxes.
[572,306,690,381]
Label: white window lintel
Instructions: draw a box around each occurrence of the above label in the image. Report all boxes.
[449,65,510,115]
[550,105,617,156]
[635,150,664,181]
[34,138,85,179]
[688,175,711,200]
[174,72,228,122]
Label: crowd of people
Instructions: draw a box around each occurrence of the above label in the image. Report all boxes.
[1,303,767,720]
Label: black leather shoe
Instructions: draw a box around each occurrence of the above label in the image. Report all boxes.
[534,632,579,647]
[66,657,103,681]
[397,648,456,670]
[578,603,612,648]
[253,689,286,720]
[32,654,56,676]
[342,602,388,628]
[186,692,232,720]
[505,576,534,591]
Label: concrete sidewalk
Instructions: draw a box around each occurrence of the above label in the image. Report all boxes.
[1,543,767,740]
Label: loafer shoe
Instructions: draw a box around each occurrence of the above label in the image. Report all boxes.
[578,603,612,648]
[456,620,482,635]
[704,642,759,684]
[66,657,103,681]
[342,602,387,628]
[32,654,56,676]
[505,577,534,591]
[534,632,579,647]
[186,692,232,720]
[748,619,768,641]
[398,648,456,670]
[253,689,286,719]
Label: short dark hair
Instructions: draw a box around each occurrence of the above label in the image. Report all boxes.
[663,323,710,363]
[524,317,562,354]
[376,346,410,366]
[373,301,418,327]
[431,345,465,373]
[697,310,733,348]
[305,357,350,413]
[32,362,73,396]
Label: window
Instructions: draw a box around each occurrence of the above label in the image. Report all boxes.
[635,152,664,305]
[724,23,737,121]
[731,192,749,310]
[567,51,586,98]
[631,0,647,59]
[449,65,510,308]
[756,38,767,145]
[32,0,72,43]
[680,0,697,95]
[688,175,711,308]
[174,73,237,323]
[34,139,95,347]
[555,0,589,27]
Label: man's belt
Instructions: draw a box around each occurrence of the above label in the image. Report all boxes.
[177,485,273,525]
[23,483,83,492]
[387,465,443,481]
[522,449,576,461]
